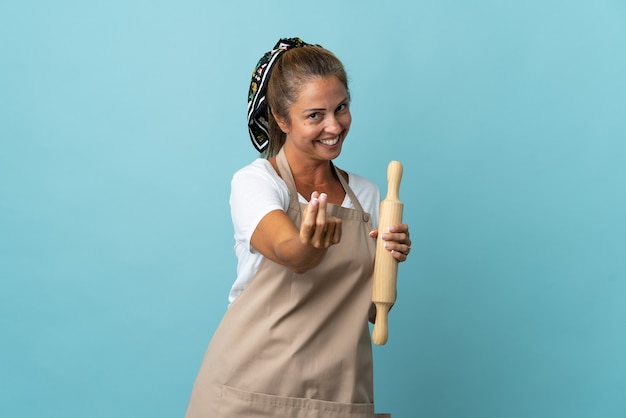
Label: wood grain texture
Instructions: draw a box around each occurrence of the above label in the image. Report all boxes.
[372,161,403,346]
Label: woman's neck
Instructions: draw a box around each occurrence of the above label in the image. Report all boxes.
[272,147,346,204]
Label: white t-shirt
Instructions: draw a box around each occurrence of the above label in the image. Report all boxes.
[228,158,381,304]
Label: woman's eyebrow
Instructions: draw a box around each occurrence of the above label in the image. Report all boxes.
[303,97,349,113]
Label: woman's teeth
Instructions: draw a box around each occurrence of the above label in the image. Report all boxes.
[319,136,339,146]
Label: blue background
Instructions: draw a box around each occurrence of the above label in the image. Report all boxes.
[1,1,625,417]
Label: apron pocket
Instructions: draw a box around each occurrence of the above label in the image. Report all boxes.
[219,385,375,418]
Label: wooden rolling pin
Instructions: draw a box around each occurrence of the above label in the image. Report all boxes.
[372,161,403,345]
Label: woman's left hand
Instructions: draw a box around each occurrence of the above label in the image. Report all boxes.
[369,224,412,262]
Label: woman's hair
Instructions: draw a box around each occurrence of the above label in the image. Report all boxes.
[264,46,349,158]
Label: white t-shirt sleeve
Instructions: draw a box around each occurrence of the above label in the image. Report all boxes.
[228,159,290,304]
[229,159,289,253]
[342,171,380,229]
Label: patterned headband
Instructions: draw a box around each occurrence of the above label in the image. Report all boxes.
[247,37,316,152]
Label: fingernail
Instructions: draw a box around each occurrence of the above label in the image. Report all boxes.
[320,193,327,201]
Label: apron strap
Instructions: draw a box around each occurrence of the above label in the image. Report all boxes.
[275,147,367,215]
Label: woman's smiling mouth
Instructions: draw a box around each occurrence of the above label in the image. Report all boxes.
[318,136,340,146]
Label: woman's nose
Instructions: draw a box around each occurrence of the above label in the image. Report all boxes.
[325,116,342,135]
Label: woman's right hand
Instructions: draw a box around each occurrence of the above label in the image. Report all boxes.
[250,191,341,273]
[300,192,342,248]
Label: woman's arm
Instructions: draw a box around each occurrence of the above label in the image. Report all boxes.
[251,191,342,274]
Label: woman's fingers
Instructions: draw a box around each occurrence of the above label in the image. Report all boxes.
[300,192,319,243]
[301,192,342,248]
[312,192,328,244]
[376,223,412,262]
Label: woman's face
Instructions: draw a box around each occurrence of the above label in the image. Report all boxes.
[276,75,351,162]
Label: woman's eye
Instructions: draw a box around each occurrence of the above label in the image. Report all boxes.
[337,103,347,112]
[308,113,319,120]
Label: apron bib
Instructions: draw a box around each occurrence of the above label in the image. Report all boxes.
[185,148,377,418]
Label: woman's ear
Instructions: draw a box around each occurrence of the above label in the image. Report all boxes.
[271,109,290,134]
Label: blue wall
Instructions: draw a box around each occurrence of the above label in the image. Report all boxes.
[1,1,625,417]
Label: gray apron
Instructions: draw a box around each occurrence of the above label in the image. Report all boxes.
[185,148,377,417]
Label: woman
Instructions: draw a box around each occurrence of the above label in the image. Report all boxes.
[185,37,411,418]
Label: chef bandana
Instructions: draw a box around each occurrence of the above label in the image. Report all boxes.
[247,37,317,153]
